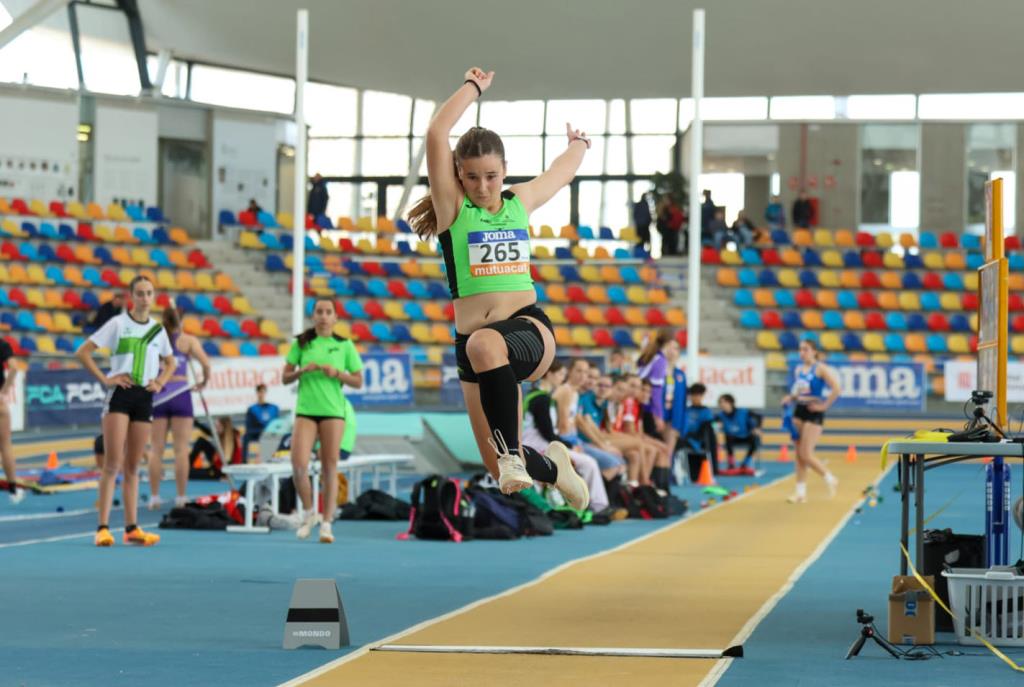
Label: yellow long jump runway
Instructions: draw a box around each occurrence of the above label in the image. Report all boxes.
[290,457,888,687]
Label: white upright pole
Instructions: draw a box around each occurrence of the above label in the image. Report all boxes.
[291,9,309,336]
[686,9,705,381]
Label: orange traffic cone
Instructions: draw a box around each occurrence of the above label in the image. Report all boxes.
[45,451,58,470]
[846,445,858,464]
[779,445,792,462]
[696,457,716,486]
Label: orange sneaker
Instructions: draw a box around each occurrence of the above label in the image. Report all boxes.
[123,526,160,546]
[94,528,114,547]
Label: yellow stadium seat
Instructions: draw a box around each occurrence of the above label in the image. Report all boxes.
[94,225,115,243]
[309,276,330,296]
[765,351,788,370]
[27,265,46,285]
[802,310,824,329]
[721,250,743,266]
[780,248,803,266]
[876,233,894,249]
[585,285,610,304]
[820,249,842,268]
[571,327,595,347]
[877,292,899,310]
[839,271,860,289]
[53,312,74,333]
[239,231,263,249]
[25,289,45,308]
[319,236,336,252]
[940,293,961,310]
[834,229,855,248]
[813,229,835,247]
[630,329,648,347]
[944,252,966,270]
[625,286,648,305]
[879,271,902,290]
[259,319,282,338]
[539,225,555,239]
[409,323,432,344]
[899,233,917,249]
[155,270,175,290]
[963,273,979,291]
[533,245,552,260]
[775,269,799,288]
[196,273,215,291]
[337,217,356,232]
[843,311,866,329]
[107,203,128,221]
[756,331,781,350]
[817,271,840,288]
[169,227,191,245]
[183,316,203,336]
[717,269,740,287]
[898,292,920,310]
[623,307,647,326]
[131,248,154,266]
[544,306,567,325]
[949,335,971,354]
[863,333,885,352]
[30,199,49,216]
[416,241,436,257]
[65,200,87,220]
[35,335,57,353]
[571,246,590,261]
[276,212,293,230]
[970,313,978,332]
[384,301,408,321]
[816,290,838,309]
[8,264,27,283]
[665,308,685,327]
[821,332,843,351]
[599,265,624,284]
[923,252,944,270]
[539,265,562,283]
[754,289,775,307]
[620,227,637,242]
[882,252,904,269]
[356,216,374,232]
[119,268,140,287]
[579,265,601,283]
[905,334,927,353]
[792,230,813,247]
[232,296,254,314]
[177,271,196,290]
[421,262,444,279]
[357,238,374,253]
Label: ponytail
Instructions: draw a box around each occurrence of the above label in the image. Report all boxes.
[637,328,673,366]
[408,193,439,239]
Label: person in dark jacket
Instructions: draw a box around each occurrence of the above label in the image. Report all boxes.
[714,393,762,476]
[632,192,652,250]
[792,191,813,229]
[87,293,124,333]
[307,173,329,218]
[242,384,279,461]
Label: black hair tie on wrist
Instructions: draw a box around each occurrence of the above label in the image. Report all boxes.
[464,80,482,97]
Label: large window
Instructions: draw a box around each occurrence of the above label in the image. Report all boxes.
[860,124,920,232]
[966,123,1016,233]
[305,82,358,136]
[361,90,412,136]
[190,65,295,114]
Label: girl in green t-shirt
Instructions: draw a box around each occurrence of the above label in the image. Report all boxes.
[282,299,364,543]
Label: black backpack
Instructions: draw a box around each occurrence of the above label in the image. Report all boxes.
[338,489,411,521]
[397,475,474,542]
[607,478,643,519]
[158,502,234,530]
[632,485,668,519]
[465,487,522,540]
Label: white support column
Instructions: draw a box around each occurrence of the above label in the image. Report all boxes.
[291,9,309,336]
[686,9,705,381]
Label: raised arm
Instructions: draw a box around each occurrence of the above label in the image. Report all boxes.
[427,68,494,230]
[510,123,590,214]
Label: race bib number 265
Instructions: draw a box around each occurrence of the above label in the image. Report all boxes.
[467,229,530,277]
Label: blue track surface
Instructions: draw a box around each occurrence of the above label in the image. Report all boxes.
[719,461,1024,686]
[0,455,785,687]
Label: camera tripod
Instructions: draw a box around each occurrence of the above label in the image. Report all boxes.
[845,610,902,660]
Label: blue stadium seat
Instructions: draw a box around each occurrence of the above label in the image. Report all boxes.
[194,294,215,314]
[15,311,38,331]
[907,313,927,330]
[304,254,324,272]
[304,299,314,317]
[926,335,947,353]
[823,311,844,330]
[126,205,146,222]
[920,293,940,311]
[176,295,196,313]
[38,244,57,261]
[367,278,390,298]
[631,245,649,259]
[383,263,404,278]
[918,232,937,249]
[328,276,350,295]
[842,251,862,268]
[949,314,971,333]
[841,332,863,351]
[961,234,981,251]
[153,227,171,244]
[151,249,172,268]
[0,313,14,329]
[257,211,278,228]
[56,336,75,353]
[94,246,115,265]
[577,226,594,240]
[802,249,822,267]
[1010,254,1024,272]
[391,323,412,342]
[738,269,758,288]
[132,227,152,244]
[608,286,628,304]
[371,322,395,342]
[315,214,332,230]
[741,248,762,266]
[943,273,963,290]
[758,269,779,287]
[146,207,166,222]
[398,242,414,256]
[781,311,802,329]
[901,272,922,290]
[21,222,38,238]
[884,334,906,352]
[740,310,761,328]
[19,243,39,261]
[559,265,581,282]
[81,291,100,310]
[733,289,755,307]
[554,247,573,260]
[778,331,799,350]
[45,265,67,286]
[407,281,430,300]
[429,281,452,300]
[40,222,59,240]
[612,329,634,347]
[619,266,641,284]
[966,253,984,270]
[775,290,797,308]
[348,279,369,297]
[798,270,819,288]
[240,342,259,356]
[770,229,789,245]
[903,252,924,270]
[82,267,103,286]
[534,283,548,303]
[265,254,286,272]
[344,300,367,320]
[599,227,615,240]
[403,302,426,321]
[396,219,413,233]
[614,248,631,259]
[885,312,907,330]
[58,224,75,241]
[19,336,37,353]
[219,210,237,225]
[202,341,221,357]
[259,232,282,250]
[222,318,243,338]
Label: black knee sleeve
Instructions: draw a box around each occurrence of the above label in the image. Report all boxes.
[477,365,521,453]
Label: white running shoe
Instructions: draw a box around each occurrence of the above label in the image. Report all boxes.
[147,495,163,511]
[786,492,807,504]
[9,488,25,505]
[296,511,320,540]
[825,474,839,498]
[545,442,590,511]
[173,495,188,508]
[490,432,533,495]
[319,520,334,544]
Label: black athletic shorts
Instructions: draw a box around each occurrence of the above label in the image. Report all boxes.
[454,303,555,383]
[104,385,154,423]
[793,403,825,426]
[296,414,345,425]
[93,434,104,456]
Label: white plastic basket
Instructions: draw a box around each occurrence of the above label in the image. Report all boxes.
[942,567,1024,646]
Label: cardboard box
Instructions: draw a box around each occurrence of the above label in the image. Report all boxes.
[888,575,935,645]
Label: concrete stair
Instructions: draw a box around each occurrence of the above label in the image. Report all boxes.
[196,240,293,336]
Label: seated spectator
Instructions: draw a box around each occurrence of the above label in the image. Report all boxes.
[607,375,658,486]
[247,198,263,217]
[731,210,757,246]
[682,383,717,479]
[521,362,610,514]
[608,347,632,376]
[190,417,242,476]
[243,384,280,461]
[715,393,762,476]
[708,208,730,248]
[765,195,785,231]
[555,359,626,484]
[578,369,648,488]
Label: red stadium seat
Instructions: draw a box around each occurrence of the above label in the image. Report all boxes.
[2,241,20,260]
[101,269,123,287]
[927,313,950,331]
[213,295,234,314]
[351,322,373,341]
[241,319,260,337]
[1013,315,1024,333]
[48,201,68,218]
[962,293,979,310]
[865,312,887,330]
[939,232,958,249]
[258,342,278,355]
[442,302,455,321]
[77,223,96,241]
[567,285,588,303]
[700,246,721,265]
[645,307,668,326]
[675,330,688,348]
[202,318,226,337]
[10,198,31,215]
[1010,294,1024,312]
[856,292,878,309]
[530,265,543,281]
[155,293,171,309]
[56,245,78,263]
[339,238,356,252]
[8,288,27,307]
[970,335,979,352]
[795,290,816,308]
[1006,236,1022,252]
[605,307,627,325]
[238,211,258,227]
[62,290,83,309]
[187,249,211,269]
[364,300,387,320]
[387,280,411,299]
[861,251,883,269]
[855,232,875,248]
[362,261,387,277]
[761,249,782,266]
[594,328,615,347]
[860,272,881,289]
[761,311,783,328]
[564,306,586,325]
[922,273,942,291]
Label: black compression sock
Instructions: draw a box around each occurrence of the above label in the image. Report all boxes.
[97,525,109,532]
[125,524,137,534]
[651,467,670,491]
[522,445,558,483]
[477,365,522,453]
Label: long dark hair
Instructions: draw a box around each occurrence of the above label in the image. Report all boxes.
[162,306,181,334]
[637,328,673,366]
[407,127,506,239]
[296,299,344,348]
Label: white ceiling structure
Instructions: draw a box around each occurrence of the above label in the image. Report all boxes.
[4,0,1024,101]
